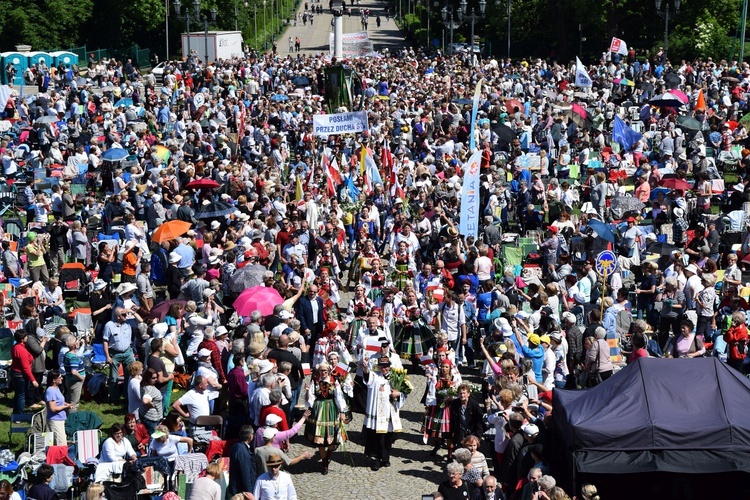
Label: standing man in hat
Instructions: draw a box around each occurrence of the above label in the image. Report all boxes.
[361,355,406,471]
[103,307,135,401]
[253,453,298,499]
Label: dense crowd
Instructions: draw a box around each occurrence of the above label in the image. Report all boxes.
[3,38,750,500]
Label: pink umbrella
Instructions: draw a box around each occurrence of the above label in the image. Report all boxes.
[669,89,690,104]
[233,286,284,316]
[570,103,588,119]
[505,99,524,114]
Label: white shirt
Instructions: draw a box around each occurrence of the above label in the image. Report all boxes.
[253,471,297,500]
[177,389,211,424]
[100,437,136,463]
[439,302,466,342]
[128,377,141,419]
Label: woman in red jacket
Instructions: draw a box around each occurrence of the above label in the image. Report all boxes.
[123,414,150,456]
[11,330,39,413]
[724,311,748,372]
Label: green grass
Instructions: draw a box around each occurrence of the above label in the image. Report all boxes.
[0,387,186,454]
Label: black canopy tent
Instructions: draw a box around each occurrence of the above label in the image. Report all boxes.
[552,358,750,498]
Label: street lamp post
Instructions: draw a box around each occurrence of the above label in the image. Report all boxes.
[202,6,218,64]
[263,0,267,51]
[175,0,217,64]
[441,6,461,54]
[460,0,486,58]
[254,3,258,51]
[655,0,681,58]
[173,0,195,64]
[506,0,511,58]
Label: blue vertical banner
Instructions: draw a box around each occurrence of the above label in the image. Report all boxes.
[468,78,484,152]
[458,150,483,239]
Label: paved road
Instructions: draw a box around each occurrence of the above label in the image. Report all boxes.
[287,366,449,499]
[278,0,406,56]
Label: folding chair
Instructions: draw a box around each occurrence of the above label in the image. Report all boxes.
[8,413,33,445]
[27,432,54,454]
[75,429,102,463]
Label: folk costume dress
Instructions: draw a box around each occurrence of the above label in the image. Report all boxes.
[317,276,341,320]
[394,301,436,358]
[363,260,387,302]
[345,293,373,346]
[304,374,348,446]
[389,248,416,291]
[422,371,460,441]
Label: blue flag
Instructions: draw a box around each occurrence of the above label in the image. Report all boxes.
[458,150,483,239]
[612,115,642,152]
[345,175,360,200]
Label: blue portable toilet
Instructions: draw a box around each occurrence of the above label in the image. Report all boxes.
[0,52,27,86]
[50,51,78,68]
[26,51,53,70]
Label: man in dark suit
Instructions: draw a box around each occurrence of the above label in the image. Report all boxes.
[266,333,305,421]
[470,475,506,500]
[449,383,484,457]
[295,283,325,347]
[226,425,257,499]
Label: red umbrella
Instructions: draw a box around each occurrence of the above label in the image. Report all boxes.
[659,178,692,191]
[185,178,220,190]
[505,99,524,114]
[233,286,284,316]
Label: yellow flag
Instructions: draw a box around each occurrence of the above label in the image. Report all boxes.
[360,143,366,176]
[295,175,303,202]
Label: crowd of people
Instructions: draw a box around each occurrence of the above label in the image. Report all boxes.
[4,25,750,499]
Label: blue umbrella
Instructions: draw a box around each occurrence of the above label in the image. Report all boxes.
[270,94,289,102]
[102,148,129,161]
[291,76,310,86]
[114,98,133,108]
[587,219,616,243]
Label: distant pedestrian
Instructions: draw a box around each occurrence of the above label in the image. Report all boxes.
[295,37,301,52]
[376,16,381,27]
[288,36,294,52]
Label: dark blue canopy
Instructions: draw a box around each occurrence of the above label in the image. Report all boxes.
[553,357,750,474]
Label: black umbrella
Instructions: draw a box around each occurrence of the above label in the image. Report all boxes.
[195,201,235,219]
[677,115,702,132]
[646,241,678,256]
[663,72,681,89]
[492,123,516,143]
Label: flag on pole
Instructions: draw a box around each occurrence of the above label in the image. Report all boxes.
[359,144,367,176]
[333,361,350,378]
[468,78,484,152]
[458,149,483,239]
[362,149,381,195]
[0,86,12,112]
[695,89,706,111]
[612,115,643,151]
[609,37,628,56]
[575,57,593,87]
[295,175,303,202]
[328,156,342,185]
[382,139,394,176]
[345,175,360,200]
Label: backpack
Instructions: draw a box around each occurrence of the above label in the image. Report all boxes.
[150,251,167,284]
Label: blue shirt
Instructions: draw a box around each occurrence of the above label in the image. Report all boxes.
[521,344,545,382]
[174,243,195,269]
[103,320,133,352]
[46,386,66,421]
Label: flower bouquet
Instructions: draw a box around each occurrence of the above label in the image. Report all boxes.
[438,384,482,408]
[389,367,414,395]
